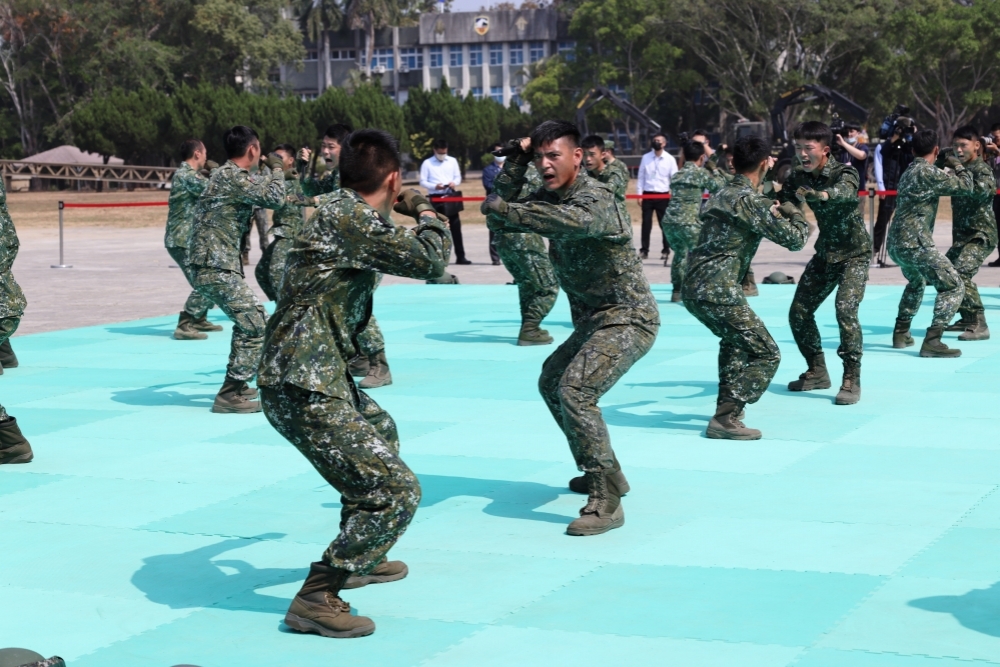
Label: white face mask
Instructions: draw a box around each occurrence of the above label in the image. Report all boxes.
[847,136,858,145]
[495,156,506,164]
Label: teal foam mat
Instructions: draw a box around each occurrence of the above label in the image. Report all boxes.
[3,283,1000,665]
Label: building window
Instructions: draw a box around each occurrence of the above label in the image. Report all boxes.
[430,45,443,68]
[509,44,524,65]
[511,92,523,107]
[469,44,482,66]
[489,44,503,65]
[399,47,423,70]
[451,87,460,97]
[371,47,394,71]
[558,41,576,61]
[331,49,356,61]
[529,41,545,63]
[305,49,318,62]
[449,46,463,67]
[471,86,483,100]
[490,86,503,103]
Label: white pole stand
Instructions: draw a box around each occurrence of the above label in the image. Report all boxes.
[51,201,73,269]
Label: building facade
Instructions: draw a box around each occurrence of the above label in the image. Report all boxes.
[278,8,572,109]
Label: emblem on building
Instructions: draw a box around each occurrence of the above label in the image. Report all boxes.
[474,16,490,36]
[514,16,528,35]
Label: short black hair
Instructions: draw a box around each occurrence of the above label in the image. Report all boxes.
[912,128,939,157]
[324,123,352,145]
[991,122,1000,134]
[793,121,833,147]
[732,135,772,173]
[339,129,401,195]
[432,138,448,150]
[682,140,706,162]
[652,132,667,142]
[491,142,503,151]
[274,143,295,156]
[581,134,605,150]
[180,139,204,161]
[530,120,580,150]
[953,125,980,142]
[690,128,709,139]
[224,126,260,159]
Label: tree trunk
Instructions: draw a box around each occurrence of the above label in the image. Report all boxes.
[322,30,332,91]
[365,16,375,77]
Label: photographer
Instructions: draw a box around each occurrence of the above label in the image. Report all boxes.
[872,116,916,261]
[836,123,869,190]
[986,122,1000,265]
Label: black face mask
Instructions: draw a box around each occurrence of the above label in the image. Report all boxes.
[652,141,664,150]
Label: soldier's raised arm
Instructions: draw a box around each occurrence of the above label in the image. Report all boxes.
[741,194,809,251]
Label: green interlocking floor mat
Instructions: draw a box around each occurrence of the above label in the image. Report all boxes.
[3,283,1000,666]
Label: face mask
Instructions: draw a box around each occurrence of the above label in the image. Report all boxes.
[652,142,664,150]
[847,137,858,145]
[495,156,506,164]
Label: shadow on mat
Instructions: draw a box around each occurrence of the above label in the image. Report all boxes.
[111,382,215,407]
[132,534,298,615]
[625,379,716,399]
[105,325,174,337]
[909,583,1000,637]
[468,319,575,330]
[425,330,520,345]
[602,400,708,431]
[822,323,896,336]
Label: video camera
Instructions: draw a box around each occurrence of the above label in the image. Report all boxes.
[829,113,846,139]
[878,104,916,144]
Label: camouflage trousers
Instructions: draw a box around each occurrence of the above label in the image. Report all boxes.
[890,246,965,328]
[494,231,559,326]
[0,315,18,421]
[539,320,658,473]
[946,235,996,319]
[254,236,293,303]
[789,254,869,366]
[167,246,214,320]
[191,267,267,381]
[260,380,420,574]
[660,223,700,291]
[686,299,781,404]
[357,316,386,357]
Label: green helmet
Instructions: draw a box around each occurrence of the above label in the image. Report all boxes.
[0,649,64,667]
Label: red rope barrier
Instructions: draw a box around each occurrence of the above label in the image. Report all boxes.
[61,201,168,208]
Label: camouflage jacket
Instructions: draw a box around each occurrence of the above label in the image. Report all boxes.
[490,161,659,328]
[271,172,307,240]
[951,157,998,247]
[258,189,451,396]
[592,159,630,202]
[777,159,870,262]
[663,162,729,228]
[0,178,26,317]
[888,157,973,252]
[165,162,208,249]
[301,165,341,198]
[683,174,809,304]
[186,161,285,273]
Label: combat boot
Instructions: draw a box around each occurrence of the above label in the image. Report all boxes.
[920,325,962,358]
[835,363,861,405]
[359,351,392,389]
[0,339,19,368]
[342,557,409,589]
[0,417,33,464]
[892,317,914,348]
[212,377,262,413]
[517,322,553,346]
[285,561,375,638]
[958,312,990,341]
[569,453,631,495]
[173,312,208,341]
[566,470,625,536]
[670,290,683,302]
[190,315,223,332]
[787,353,832,391]
[945,313,974,332]
[706,398,761,440]
[348,355,370,377]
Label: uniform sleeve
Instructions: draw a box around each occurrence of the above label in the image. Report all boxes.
[493,160,531,203]
[180,169,208,197]
[335,206,452,279]
[240,168,287,209]
[604,165,629,197]
[739,194,809,251]
[823,166,860,203]
[499,189,617,240]
[927,165,975,197]
[775,172,799,206]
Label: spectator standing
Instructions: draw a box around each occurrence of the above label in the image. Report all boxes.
[421,139,470,264]
[636,132,677,260]
[872,128,916,262]
[837,124,870,190]
[985,122,1000,266]
[483,143,504,265]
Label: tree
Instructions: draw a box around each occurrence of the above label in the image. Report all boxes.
[346,0,397,77]
[72,88,174,163]
[298,0,343,92]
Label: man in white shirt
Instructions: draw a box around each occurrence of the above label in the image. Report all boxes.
[420,138,470,264]
[636,132,678,260]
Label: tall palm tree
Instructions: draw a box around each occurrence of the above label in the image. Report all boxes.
[298,0,343,91]
[345,0,398,77]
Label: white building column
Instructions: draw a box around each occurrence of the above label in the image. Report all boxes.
[501,43,511,105]
[422,45,431,90]
[461,45,470,96]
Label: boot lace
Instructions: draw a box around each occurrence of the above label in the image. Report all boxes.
[323,592,351,612]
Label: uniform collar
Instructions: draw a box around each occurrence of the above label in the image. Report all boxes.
[732,173,753,189]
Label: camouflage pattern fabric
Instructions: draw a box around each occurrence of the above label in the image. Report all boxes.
[489,162,659,473]
[356,315,386,357]
[254,173,307,301]
[777,160,871,366]
[661,162,729,291]
[192,268,268,381]
[0,178,26,320]
[258,188,450,574]
[0,315,19,421]
[167,246,212,319]
[889,157,973,327]
[682,174,809,403]
[594,158,630,203]
[948,157,998,318]
[165,161,208,249]
[301,165,341,198]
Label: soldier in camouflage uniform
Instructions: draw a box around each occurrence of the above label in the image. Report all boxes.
[661,140,730,302]
[165,139,225,341]
[943,125,998,341]
[301,124,393,388]
[187,126,286,413]
[255,144,308,302]
[483,121,660,537]
[259,130,452,639]
[683,135,809,440]
[581,134,630,203]
[492,161,561,345]
[776,121,871,405]
[888,129,973,358]
[0,176,32,465]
